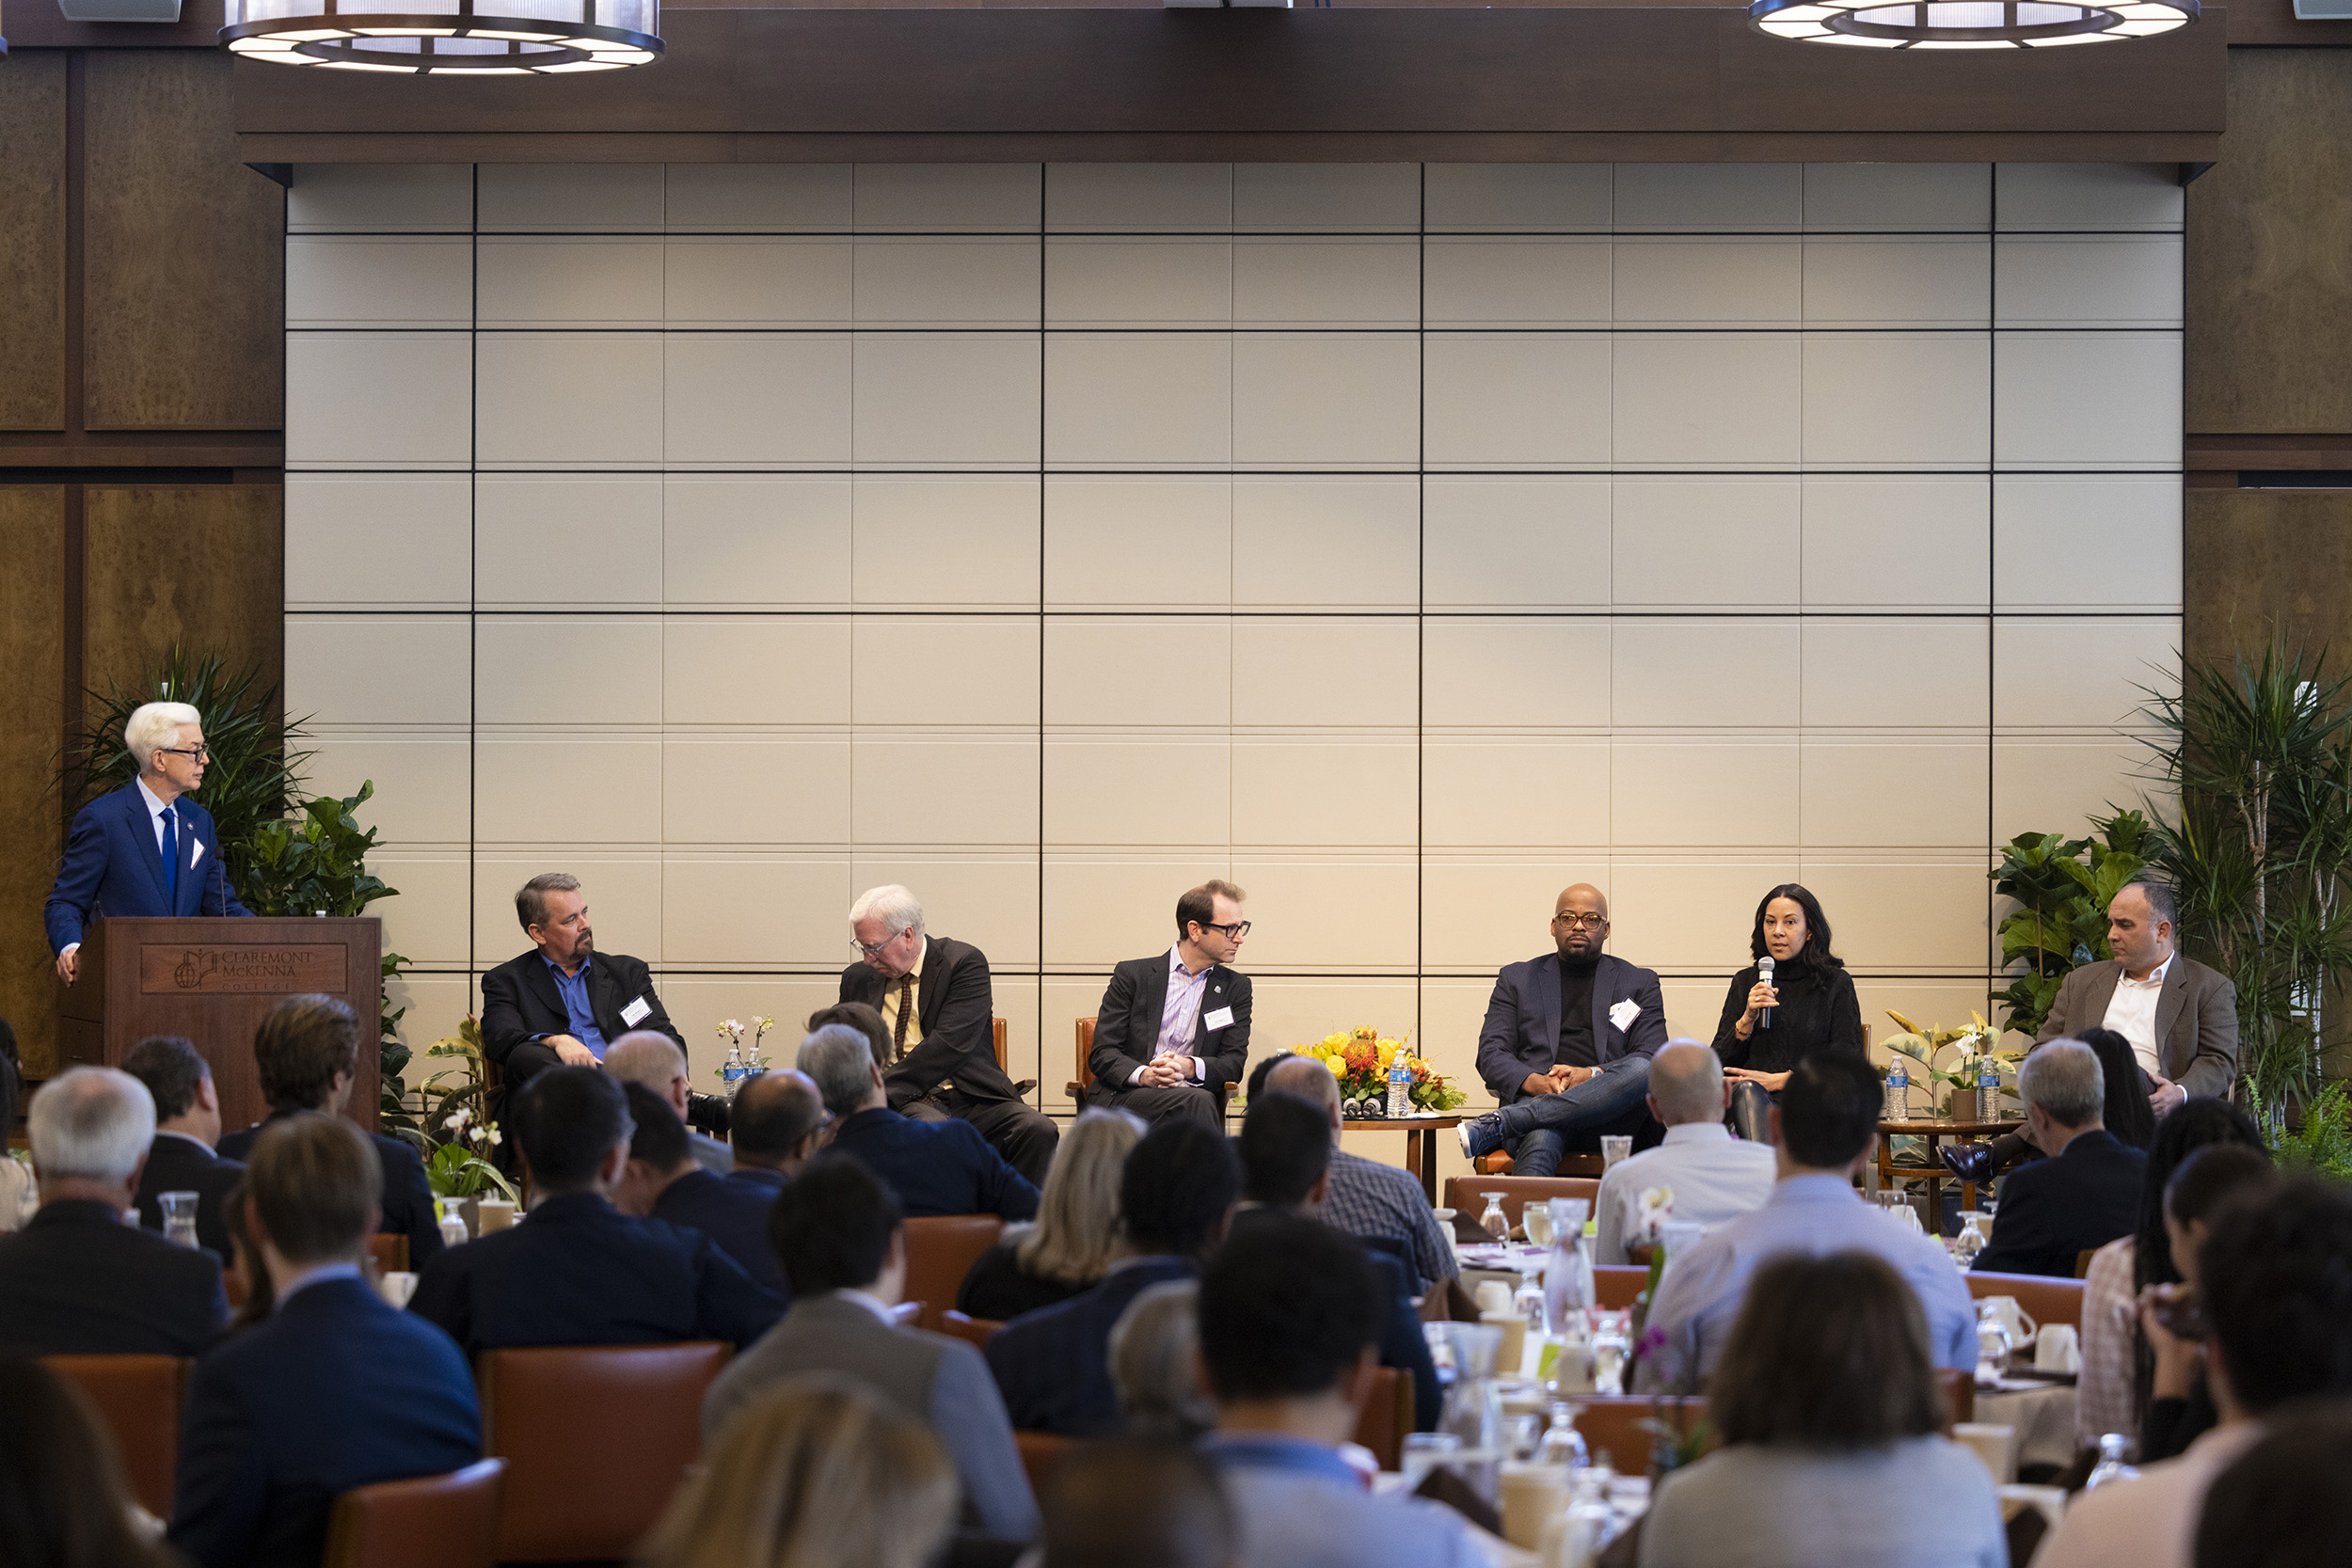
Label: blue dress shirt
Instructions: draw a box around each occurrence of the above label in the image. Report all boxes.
[544,954,609,1060]
[1201,1433,1484,1568]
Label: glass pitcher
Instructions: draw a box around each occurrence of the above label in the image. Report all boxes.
[1954,1211,1991,1267]
[1478,1192,1511,1243]
[1435,1321,1505,1502]
[1542,1198,1595,1336]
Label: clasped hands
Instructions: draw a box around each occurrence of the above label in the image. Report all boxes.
[1521,1065,1596,1098]
[1138,1052,1200,1089]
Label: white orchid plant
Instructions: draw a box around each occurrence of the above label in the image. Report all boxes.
[405,1016,519,1202]
[712,1015,777,1082]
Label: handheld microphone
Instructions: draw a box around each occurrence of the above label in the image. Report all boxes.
[1757,955,1775,1031]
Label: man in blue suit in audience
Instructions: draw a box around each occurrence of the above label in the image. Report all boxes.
[46,700,250,986]
[800,1024,1041,1222]
[615,1084,792,1304]
[986,1119,1240,1436]
[408,1067,783,1354]
[169,1114,480,1568]
[1972,1038,2148,1278]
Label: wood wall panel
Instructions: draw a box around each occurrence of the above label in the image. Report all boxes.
[2185,490,2352,672]
[82,53,283,433]
[0,489,69,1077]
[2185,50,2352,435]
[82,485,284,706]
[0,55,69,433]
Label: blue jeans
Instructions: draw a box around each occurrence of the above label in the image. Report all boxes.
[1501,1055,1653,1178]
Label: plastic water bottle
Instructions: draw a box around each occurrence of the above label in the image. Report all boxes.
[1976,1056,2001,1122]
[1884,1059,1909,1119]
[1388,1055,1410,1118]
[722,1043,745,1100]
[2085,1433,2138,1490]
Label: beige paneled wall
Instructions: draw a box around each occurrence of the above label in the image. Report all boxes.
[282,160,2183,1157]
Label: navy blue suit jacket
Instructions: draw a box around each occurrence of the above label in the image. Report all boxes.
[985,1256,1192,1436]
[45,782,251,953]
[829,1107,1041,1222]
[169,1276,480,1568]
[0,1199,227,1357]
[1974,1129,2149,1279]
[653,1167,791,1305]
[1476,951,1670,1104]
[135,1132,246,1262]
[407,1191,783,1354]
[220,1113,443,1271]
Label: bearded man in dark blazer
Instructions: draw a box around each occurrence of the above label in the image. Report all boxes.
[836,884,1058,1186]
[479,873,684,1079]
[1085,880,1252,1130]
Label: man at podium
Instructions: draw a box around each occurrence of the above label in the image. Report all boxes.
[45,701,251,985]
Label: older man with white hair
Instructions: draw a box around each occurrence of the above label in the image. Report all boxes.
[1591,1040,1777,1263]
[1971,1037,2148,1278]
[1261,1053,1457,1294]
[46,700,252,984]
[834,883,1058,1185]
[605,1030,734,1174]
[800,1023,1040,1221]
[0,1067,227,1354]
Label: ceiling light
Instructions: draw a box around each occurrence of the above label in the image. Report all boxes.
[221,1,663,74]
[1748,0,2198,47]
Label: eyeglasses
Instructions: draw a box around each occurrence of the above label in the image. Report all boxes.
[154,746,211,763]
[852,934,903,958]
[1552,912,1608,929]
[1199,921,1251,939]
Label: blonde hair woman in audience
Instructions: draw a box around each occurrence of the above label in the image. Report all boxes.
[957,1106,1145,1322]
[643,1376,956,1568]
[0,1360,179,1567]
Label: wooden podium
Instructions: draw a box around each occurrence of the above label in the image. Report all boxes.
[56,917,383,1134]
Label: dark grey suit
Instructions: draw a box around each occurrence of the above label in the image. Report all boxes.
[2037,955,2239,1099]
[703,1293,1039,1542]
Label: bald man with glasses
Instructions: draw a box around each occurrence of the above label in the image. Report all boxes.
[1085,880,1254,1130]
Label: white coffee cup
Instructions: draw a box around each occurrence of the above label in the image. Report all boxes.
[1953,1421,2020,1484]
[2034,1323,2081,1373]
[377,1270,419,1308]
[1979,1294,2038,1347]
[475,1198,518,1234]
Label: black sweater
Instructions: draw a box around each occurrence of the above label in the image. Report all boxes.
[1711,960,1866,1075]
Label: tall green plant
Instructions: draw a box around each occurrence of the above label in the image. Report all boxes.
[1987,813,2148,1037]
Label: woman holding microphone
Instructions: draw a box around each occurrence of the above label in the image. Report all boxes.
[1711,884,1866,1141]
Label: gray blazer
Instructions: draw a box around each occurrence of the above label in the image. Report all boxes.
[703,1293,1039,1543]
[2037,954,2239,1099]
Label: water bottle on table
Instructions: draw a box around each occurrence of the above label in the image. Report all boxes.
[1388,1054,1410,1118]
[1885,1058,1908,1119]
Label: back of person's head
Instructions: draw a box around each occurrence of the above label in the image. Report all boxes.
[1108,1280,1216,1443]
[623,1082,693,1175]
[1262,1053,1340,1118]
[1774,1054,1882,1169]
[1121,1120,1241,1259]
[516,1066,631,1194]
[644,1375,956,1568]
[805,1003,892,1069]
[730,1069,826,1162]
[604,1033,686,1091]
[770,1152,901,1296]
[1242,1054,1280,1106]
[1238,1092,1330,1207]
[0,1360,174,1568]
[246,1111,383,1265]
[119,1036,209,1122]
[2017,1038,2105,1130]
[1709,1250,1946,1448]
[1647,1039,1726,1126]
[2193,1400,2352,1568]
[26,1067,154,1185]
[2075,1027,2156,1149]
[2199,1177,2352,1416]
[796,1024,880,1117]
[252,993,359,1113]
[1198,1214,1377,1404]
[218,1180,274,1330]
[2137,1098,2265,1289]
[1040,1438,1238,1568]
[2166,1144,2277,1232]
[1018,1107,1145,1286]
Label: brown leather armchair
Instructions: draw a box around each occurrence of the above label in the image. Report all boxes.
[40,1354,189,1519]
[323,1458,505,1568]
[900,1213,1005,1334]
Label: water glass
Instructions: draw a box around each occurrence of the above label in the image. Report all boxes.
[1400,1431,1461,1490]
[1590,1311,1630,1396]
[1523,1200,1555,1249]
[1599,1135,1633,1170]
[158,1191,200,1249]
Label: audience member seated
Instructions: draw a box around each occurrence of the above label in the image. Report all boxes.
[645,1377,957,1568]
[122,1034,246,1259]
[1594,1038,1775,1263]
[0,1066,225,1356]
[1039,1438,1239,1568]
[2038,1177,2352,1568]
[1943,1024,2158,1187]
[727,1068,829,1196]
[807,1000,893,1068]
[1260,1054,1456,1294]
[2137,1145,2278,1464]
[1637,1055,1974,1392]
[1640,1250,2004,1568]
[702,1154,1039,1544]
[0,1048,30,1231]
[0,1360,179,1567]
[1197,1215,1482,1568]
[1108,1281,1216,1443]
[2192,1401,2352,1568]
[216,994,441,1270]
[988,1119,1240,1437]
[1972,1037,2147,1277]
[799,1023,1040,1221]
[614,1084,790,1305]
[1233,1091,1439,1432]
[605,1030,734,1174]
[958,1107,1143,1322]
[2074,1100,2263,1449]
[408,1066,781,1354]
[168,1114,482,1568]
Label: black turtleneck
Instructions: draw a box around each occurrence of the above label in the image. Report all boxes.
[1556,951,1600,1069]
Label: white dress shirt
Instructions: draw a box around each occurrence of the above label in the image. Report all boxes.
[1595,1122,1778,1264]
[2101,953,2173,1079]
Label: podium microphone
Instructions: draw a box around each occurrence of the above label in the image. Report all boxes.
[1757,955,1774,1031]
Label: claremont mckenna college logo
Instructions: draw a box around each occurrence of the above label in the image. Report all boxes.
[168,948,321,990]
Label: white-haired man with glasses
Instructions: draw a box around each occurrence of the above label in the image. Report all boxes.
[47,701,251,984]
[1085,880,1254,1130]
[835,884,1059,1184]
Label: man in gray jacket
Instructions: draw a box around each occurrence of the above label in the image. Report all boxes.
[2038,881,2239,1112]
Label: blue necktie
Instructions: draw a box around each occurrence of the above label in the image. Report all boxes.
[159,809,179,909]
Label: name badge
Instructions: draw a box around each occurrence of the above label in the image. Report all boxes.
[620,995,653,1027]
[1203,1006,1235,1032]
[1609,999,1641,1032]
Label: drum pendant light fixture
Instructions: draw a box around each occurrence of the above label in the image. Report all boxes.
[1747,0,2198,48]
[222,0,663,73]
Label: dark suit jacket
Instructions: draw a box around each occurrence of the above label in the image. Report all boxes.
[478,947,683,1069]
[168,1276,480,1568]
[0,1199,227,1356]
[1231,1209,1439,1433]
[1476,952,1670,1104]
[45,783,252,953]
[135,1132,246,1260]
[1974,1130,2148,1278]
[828,1107,1040,1222]
[986,1255,1193,1436]
[1088,952,1252,1094]
[653,1166,790,1305]
[407,1190,782,1354]
[2039,956,2240,1100]
[219,1113,443,1271]
[837,935,1021,1108]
